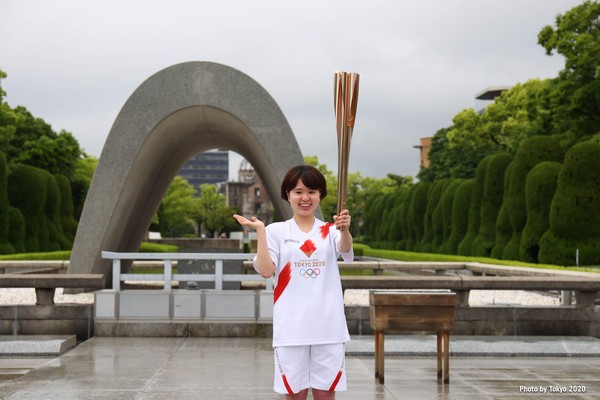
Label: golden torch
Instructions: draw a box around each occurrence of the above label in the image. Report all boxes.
[334,71,359,214]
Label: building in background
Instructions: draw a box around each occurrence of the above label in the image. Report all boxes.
[177,149,229,195]
[221,159,274,225]
[413,136,433,170]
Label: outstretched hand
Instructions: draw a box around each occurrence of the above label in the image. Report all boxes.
[233,214,265,231]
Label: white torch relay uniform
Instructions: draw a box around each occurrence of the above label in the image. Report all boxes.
[254,217,353,394]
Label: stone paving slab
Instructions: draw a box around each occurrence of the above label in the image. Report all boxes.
[0,336,598,399]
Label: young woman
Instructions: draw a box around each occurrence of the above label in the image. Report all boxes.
[233,164,353,400]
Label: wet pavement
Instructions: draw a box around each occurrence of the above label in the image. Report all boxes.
[0,335,599,399]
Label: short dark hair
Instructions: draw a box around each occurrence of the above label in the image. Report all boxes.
[280,165,327,200]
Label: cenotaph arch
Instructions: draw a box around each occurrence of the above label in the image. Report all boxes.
[68,62,304,281]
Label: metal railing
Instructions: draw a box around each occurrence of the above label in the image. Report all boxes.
[101,251,273,291]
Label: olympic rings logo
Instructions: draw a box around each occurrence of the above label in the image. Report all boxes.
[299,268,321,279]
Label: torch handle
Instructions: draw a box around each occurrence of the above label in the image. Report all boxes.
[334,71,359,215]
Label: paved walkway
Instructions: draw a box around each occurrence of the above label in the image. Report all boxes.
[1,336,600,399]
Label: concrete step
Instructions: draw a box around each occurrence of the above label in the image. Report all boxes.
[0,335,76,356]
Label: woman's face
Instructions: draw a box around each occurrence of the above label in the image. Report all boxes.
[287,179,321,217]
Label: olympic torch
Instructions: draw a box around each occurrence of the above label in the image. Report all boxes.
[334,71,359,215]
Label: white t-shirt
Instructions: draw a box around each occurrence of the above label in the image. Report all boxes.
[255,218,353,347]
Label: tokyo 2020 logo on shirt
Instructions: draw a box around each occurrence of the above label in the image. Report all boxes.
[299,267,321,279]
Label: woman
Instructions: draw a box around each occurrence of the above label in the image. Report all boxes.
[233,164,353,400]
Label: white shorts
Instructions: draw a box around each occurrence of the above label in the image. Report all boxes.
[273,343,346,395]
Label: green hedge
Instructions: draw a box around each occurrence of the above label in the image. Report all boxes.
[446,179,474,254]
[0,152,14,254]
[520,161,562,263]
[8,165,46,252]
[472,153,512,257]
[491,162,514,259]
[458,156,489,255]
[407,182,430,252]
[539,141,600,266]
[437,179,463,254]
[420,180,448,253]
[502,136,563,260]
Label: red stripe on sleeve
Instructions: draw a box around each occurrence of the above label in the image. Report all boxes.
[274,261,292,304]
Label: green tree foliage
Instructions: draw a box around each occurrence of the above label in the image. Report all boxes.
[471,153,512,257]
[0,152,14,254]
[520,161,562,263]
[305,155,406,237]
[538,1,600,143]
[197,183,238,238]
[157,176,201,238]
[481,80,554,151]
[446,179,474,254]
[539,142,600,266]
[457,156,490,256]
[501,136,564,260]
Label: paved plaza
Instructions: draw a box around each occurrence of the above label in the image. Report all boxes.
[1,335,600,399]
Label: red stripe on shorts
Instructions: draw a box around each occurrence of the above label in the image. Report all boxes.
[282,373,294,394]
[328,370,343,391]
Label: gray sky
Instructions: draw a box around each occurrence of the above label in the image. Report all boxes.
[0,0,582,180]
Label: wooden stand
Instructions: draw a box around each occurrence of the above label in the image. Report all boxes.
[369,290,456,384]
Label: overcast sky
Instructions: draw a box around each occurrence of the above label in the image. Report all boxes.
[0,0,583,180]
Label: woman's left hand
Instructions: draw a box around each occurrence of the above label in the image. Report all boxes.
[333,209,351,232]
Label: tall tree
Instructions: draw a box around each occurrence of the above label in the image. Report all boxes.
[197,183,237,238]
[157,176,200,238]
[538,0,600,143]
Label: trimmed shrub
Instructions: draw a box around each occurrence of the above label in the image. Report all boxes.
[491,162,514,259]
[502,136,563,260]
[520,161,562,263]
[446,179,474,255]
[44,171,64,251]
[7,165,47,252]
[539,142,600,266]
[407,182,430,252]
[364,193,385,242]
[437,179,463,254]
[402,185,419,251]
[55,174,77,247]
[7,207,25,253]
[472,153,512,257]
[388,191,407,244]
[458,156,490,255]
[421,180,449,253]
[0,152,15,254]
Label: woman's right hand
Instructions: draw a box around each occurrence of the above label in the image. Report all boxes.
[233,214,265,231]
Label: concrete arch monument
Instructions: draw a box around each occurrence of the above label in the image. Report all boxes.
[69,62,304,279]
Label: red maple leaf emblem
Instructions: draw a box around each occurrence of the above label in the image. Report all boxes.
[300,240,317,258]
